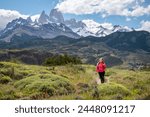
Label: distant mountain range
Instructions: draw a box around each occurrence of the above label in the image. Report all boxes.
[67,19,134,37]
[0,31,149,68]
[0,9,136,42]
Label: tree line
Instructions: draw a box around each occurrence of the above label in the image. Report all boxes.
[44,54,82,66]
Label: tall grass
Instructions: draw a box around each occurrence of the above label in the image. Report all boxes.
[0,61,150,100]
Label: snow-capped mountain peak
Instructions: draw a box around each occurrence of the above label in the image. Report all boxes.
[49,9,64,24]
[65,18,85,29]
[0,10,80,42]
[71,19,112,37]
[38,11,50,24]
[82,19,101,34]
[4,17,28,30]
[0,9,136,42]
[31,14,40,22]
[112,25,134,32]
[71,19,134,37]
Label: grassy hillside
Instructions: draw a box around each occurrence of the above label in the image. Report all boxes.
[0,61,150,100]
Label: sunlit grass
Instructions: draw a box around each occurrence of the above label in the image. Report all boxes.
[0,61,150,100]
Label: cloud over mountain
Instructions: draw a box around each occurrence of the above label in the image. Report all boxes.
[0,9,28,29]
[138,20,150,32]
[56,0,150,17]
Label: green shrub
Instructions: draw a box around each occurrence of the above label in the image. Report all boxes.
[0,76,12,84]
[0,67,15,78]
[13,71,27,80]
[0,67,28,80]
[14,74,75,98]
[92,83,132,99]
[0,84,17,100]
[1,89,15,100]
[0,63,5,68]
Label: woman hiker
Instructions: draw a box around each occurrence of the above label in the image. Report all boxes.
[96,58,106,83]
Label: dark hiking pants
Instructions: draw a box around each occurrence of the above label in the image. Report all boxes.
[98,72,105,83]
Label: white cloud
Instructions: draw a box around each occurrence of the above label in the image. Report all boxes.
[56,0,150,17]
[31,14,40,22]
[0,9,28,29]
[56,0,101,15]
[82,19,113,32]
[99,22,113,29]
[82,19,100,27]
[138,20,150,32]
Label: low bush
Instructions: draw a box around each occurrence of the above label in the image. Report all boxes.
[0,84,17,100]
[92,83,132,99]
[105,69,116,76]
[0,76,12,84]
[14,74,75,98]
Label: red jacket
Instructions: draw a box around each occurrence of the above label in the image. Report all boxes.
[96,62,106,72]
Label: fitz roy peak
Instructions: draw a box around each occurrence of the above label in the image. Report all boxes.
[0,9,134,42]
[49,9,65,24]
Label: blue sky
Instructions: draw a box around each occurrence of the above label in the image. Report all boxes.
[0,0,150,31]
[0,0,58,15]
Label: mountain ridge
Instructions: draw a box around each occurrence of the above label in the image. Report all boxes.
[0,17,80,42]
[0,31,149,68]
[0,9,137,42]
